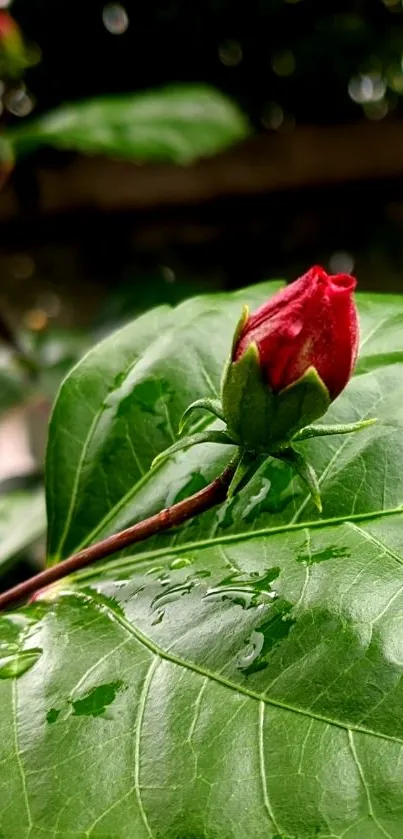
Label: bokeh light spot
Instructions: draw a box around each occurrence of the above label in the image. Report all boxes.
[23,309,48,332]
[261,102,284,130]
[348,73,386,104]
[329,251,355,274]
[161,266,176,284]
[272,50,296,77]
[364,100,389,120]
[6,87,34,117]
[102,3,129,35]
[218,40,243,67]
[9,254,35,280]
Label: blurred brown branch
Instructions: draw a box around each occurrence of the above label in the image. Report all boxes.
[1,120,403,219]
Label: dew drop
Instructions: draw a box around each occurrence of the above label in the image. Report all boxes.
[238,630,265,670]
[295,545,351,566]
[193,569,211,579]
[241,478,271,520]
[204,585,276,610]
[0,648,42,679]
[151,580,196,610]
[71,681,125,717]
[203,568,280,610]
[145,565,165,577]
[170,557,192,570]
[46,707,61,724]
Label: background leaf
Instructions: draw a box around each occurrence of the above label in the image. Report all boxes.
[2,284,403,837]
[0,485,45,575]
[0,368,24,416]
[8,85,251,164]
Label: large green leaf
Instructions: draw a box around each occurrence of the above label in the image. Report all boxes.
[46,284,285,564]
[9,85,250,164]
[2,284,403,837]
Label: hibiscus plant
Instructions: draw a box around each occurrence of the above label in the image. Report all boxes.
[2,262,402,839]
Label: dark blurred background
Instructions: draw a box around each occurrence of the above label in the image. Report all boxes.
[3,0,403,333]
[2,0,403,588]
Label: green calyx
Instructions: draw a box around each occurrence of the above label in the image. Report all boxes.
[152,307,377,512]
[221,339,331,451]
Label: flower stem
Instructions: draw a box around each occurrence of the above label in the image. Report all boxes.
[0,461,237,612]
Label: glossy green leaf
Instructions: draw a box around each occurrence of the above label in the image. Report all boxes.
[0,486,45,574]
[46,284,283,564]
[3,285,403,836]
[9,85,250,164]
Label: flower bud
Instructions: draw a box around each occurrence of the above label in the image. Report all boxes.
[235,265,358,398]
[0,12,31,78]
[0,12,18,40]
[222,265,359,451]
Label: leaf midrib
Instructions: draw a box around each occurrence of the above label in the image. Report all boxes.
[76,504,403,583]
[62,588,403,747]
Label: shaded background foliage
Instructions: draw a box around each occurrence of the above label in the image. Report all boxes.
[12,0,403,125]
[3,0,403,327]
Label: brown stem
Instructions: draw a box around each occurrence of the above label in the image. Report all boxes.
[0,461,237,611]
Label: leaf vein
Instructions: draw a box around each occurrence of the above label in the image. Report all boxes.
[347,730,392,839]
[12,679,32,836]
[258,701,282,832]
[134,658,160,839]
[66,589,403,747]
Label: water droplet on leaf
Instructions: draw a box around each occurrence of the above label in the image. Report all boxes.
[46,708,61,724]
[238,630,265,669]
[151,579,196,610]
[241,478,271,520]
[170,557,192,570]
[193,569,211,579]
[146,565,165,576]
[71,681,125,718]
[0,647,42,679]
[204,568,280,610]
[238,602,296,676]
[296,544,351,566]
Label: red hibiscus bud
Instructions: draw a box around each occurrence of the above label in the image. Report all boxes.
[221,265,360,452]
[234,265,359,400]
[0,12,18,40]
[163,264,373,506]
[0,12,33,79]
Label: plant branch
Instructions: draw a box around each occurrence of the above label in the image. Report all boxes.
[0,460,237,611]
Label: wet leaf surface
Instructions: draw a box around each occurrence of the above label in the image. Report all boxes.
[2,285,403,837]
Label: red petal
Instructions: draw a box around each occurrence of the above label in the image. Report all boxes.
[234,265,359,399]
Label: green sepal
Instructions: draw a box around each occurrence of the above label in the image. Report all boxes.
[151,429,236,469]
[293,418,377,442]
[227,450,266,498]
[222,348,331,452]
[277,447,322,512]
[179,398,225,435]
[269,367,331,449]
[231,304,249,356]
[221,342,275,450]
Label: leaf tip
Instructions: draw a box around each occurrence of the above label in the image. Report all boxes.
[313,494,323,513]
